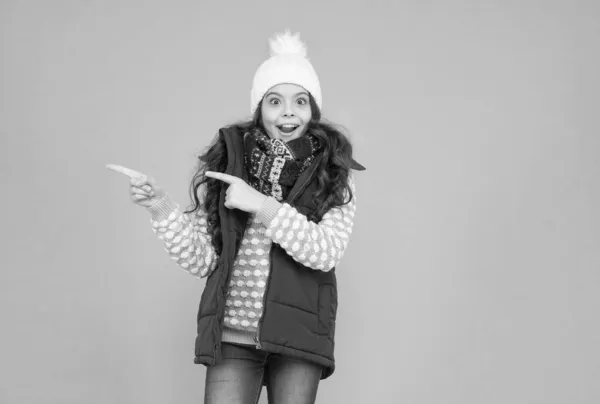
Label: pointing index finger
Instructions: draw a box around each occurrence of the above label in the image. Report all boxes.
[106,164,144,179]
[205,171,240,184]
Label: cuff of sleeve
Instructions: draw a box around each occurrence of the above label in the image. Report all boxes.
[146,194,179,221]
[257,196,283,227]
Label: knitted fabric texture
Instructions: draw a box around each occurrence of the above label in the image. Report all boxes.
[244,128,321,201]
[147,175,356,342]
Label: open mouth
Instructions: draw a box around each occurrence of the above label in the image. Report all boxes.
[276,124,299,134]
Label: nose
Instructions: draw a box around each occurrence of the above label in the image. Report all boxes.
[283,102,294,117]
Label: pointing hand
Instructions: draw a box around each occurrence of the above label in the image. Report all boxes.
[205,171,268,214]
[106,164,166,208]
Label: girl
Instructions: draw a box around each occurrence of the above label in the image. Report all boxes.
[108,30,365,404]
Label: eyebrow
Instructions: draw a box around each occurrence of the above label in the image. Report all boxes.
[265,91,309,98]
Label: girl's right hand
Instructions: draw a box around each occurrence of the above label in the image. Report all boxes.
[106,164,166,208]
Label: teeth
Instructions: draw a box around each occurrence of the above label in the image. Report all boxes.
[278,124,298,134]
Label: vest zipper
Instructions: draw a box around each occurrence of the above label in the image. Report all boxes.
[254,170,312,350]
[218,254,233,357]
[252,161,316,350]
[253,335,262,349]
[255,247,274,349]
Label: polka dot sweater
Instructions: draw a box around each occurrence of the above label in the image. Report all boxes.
[146,175,356,346]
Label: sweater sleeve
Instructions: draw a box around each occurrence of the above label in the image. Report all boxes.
[146,193,218,278]
[256,174,357,272]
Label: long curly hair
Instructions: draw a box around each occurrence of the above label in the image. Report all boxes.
[184,94,357,256]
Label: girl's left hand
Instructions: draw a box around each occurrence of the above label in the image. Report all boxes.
[205,171,268,214]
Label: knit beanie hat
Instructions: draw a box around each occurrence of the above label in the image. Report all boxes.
[250,30,322,115]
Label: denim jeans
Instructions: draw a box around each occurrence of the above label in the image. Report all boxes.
[204,342,323,404]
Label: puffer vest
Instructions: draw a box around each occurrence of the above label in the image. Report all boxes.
[193,126,365,380]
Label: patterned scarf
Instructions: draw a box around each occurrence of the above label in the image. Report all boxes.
[244,127,322,201]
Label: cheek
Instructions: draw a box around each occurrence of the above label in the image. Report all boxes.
[261,103,284,122]
[263,125,277,138]
[260,105,275,126]
[298,106,312,123]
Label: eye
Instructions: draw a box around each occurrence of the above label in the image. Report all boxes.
[269,98,281,105]
[296,98,308,105]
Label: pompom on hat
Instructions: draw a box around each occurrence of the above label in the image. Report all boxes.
[250,30,322,115]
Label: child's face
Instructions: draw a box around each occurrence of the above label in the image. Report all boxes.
[260,83,312,142]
